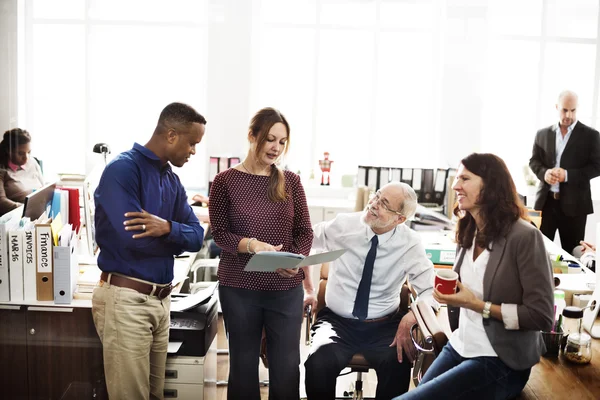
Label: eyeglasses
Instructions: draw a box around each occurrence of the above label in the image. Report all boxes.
[370,191,404,215]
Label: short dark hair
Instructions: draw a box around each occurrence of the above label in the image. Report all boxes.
[454,153,528,250]
[158,102,206,128]
[0,128,32,167]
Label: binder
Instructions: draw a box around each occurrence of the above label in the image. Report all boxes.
[23,224,37,302]
[0,214,20,301]
[53,227,78,304]
[35,218,54,301]
[434,168,448,205]
[391,168,401,182]
[367,168,378,191]
[8,227,25,302]
[357,166,368,187]
[412,169,422,199]
[379,168,390,190]
[0,220,10,301]
[401,168,413,185]
[58,187,81,233]
[421,169,435,203]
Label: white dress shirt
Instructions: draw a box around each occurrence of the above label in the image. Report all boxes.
[450,238,521,358]
[449,243,497,357]
[312,212,435,319]
[551,120,576,193]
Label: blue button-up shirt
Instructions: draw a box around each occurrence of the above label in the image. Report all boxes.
[94,143,204,284]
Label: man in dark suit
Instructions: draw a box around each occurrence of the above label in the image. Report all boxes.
[529,90,600,254]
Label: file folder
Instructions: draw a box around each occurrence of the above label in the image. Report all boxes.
[0,220,10,301]
[244,249,347,272]
[35,219,54,301]
[23,226,37,302]
[54,231,78,304]
[8,228,24,302]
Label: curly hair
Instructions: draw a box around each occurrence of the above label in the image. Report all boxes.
[454,153,528,250]
[0,128,32,168]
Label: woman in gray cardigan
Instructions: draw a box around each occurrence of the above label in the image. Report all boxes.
[397,153,554,400]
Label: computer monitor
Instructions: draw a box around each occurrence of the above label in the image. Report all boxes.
[22,182,56,220]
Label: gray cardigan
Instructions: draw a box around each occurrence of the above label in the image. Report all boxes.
[453,218,554,370]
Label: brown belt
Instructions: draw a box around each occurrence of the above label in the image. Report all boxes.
[100,272,172,300]
[550,192,560,200]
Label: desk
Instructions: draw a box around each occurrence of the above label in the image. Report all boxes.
[521,336,600,400]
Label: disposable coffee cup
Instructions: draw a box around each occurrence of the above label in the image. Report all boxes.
[435,269,459,295]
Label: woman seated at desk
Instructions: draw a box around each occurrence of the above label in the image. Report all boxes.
[397,153,554,400]
[0,128,44,216]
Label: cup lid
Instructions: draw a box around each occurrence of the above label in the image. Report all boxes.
[562,306,584,318]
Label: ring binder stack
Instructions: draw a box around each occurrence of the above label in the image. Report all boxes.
[357,166,453,208]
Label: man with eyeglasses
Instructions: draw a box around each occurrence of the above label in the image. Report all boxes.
[305,182,435,399]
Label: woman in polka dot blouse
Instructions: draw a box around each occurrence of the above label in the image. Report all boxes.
[209,107,315,399]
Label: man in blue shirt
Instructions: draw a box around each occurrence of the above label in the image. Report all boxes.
[92,102,206,400]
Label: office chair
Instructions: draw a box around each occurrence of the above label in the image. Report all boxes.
[302,263,448,399]
[33,156,43,174]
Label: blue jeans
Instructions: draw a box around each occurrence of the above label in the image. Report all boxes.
[394,343,531,400]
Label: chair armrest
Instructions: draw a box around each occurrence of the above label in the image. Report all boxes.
[305,304,313,346]
[415,301,448,353]
[410,300,449,386]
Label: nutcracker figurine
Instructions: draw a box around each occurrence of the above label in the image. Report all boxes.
[318,152,333,186]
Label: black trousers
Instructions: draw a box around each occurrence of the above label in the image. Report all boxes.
[540,194,587,255]
[219,284,304,400]
[304,307,411,400]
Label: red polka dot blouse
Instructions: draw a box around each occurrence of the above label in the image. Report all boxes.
[208,168,313,291]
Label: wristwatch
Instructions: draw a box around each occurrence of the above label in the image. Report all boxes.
[482,301,492,319]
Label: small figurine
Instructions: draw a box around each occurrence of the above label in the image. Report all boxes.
[318,152,333,186]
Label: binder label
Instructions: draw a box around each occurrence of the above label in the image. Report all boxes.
[38,231,51,272]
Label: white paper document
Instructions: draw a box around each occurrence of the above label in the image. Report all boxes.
[170,281,218,312]
[244,249,347,272]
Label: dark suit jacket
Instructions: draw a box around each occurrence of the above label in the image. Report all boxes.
[529,121,600,216]
[452,219,554,370]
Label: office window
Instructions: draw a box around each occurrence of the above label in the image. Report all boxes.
[374,33,435,167]
[487,0,543,36]
[22,0,208,187]
[253,26,316,175]
[314,29,375,175]
[29,24,86,178]
[540,43,596,125]
[320,0,377,27]
[481,40,541,183]
[32,0,85,20]
[546,0,599,39]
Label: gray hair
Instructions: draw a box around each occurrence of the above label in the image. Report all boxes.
[384,181,418,219]
[557,90,578,104]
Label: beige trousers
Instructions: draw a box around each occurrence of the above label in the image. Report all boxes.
[92,281,171,400]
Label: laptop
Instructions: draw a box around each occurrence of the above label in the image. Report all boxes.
[22,182,56,220]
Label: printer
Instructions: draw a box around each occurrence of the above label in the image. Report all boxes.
[165,293,219,400]
[169,294,218,357]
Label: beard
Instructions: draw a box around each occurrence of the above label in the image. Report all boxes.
[361,204,396,230]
